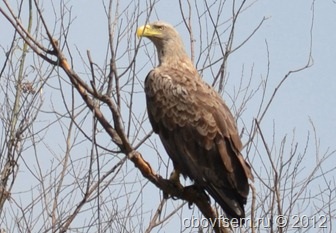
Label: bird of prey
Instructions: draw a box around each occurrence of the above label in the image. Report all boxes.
[136,21,253,220]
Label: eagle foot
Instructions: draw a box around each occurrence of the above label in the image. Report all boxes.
[183,185,210,209]
[163,169,184,200]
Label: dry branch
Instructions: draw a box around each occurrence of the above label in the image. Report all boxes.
[59,52,230,233]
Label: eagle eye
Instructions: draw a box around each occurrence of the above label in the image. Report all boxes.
[156,25,165,31]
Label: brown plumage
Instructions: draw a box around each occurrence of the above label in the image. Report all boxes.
[137,21,253,220]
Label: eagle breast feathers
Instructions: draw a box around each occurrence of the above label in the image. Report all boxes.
[145,67,238,152]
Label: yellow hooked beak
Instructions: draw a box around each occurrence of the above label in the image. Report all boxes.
[136,24,162,38]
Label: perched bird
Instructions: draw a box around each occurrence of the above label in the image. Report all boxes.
[137,21,253,220]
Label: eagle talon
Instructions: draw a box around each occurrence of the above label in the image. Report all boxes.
[171,195,180,201]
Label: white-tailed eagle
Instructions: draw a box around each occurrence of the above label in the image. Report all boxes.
[137,21,253,220]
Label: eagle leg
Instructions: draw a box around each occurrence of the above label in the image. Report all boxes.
[169,169,181,184]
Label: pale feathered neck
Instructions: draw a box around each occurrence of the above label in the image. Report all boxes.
[151,36,194,69]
